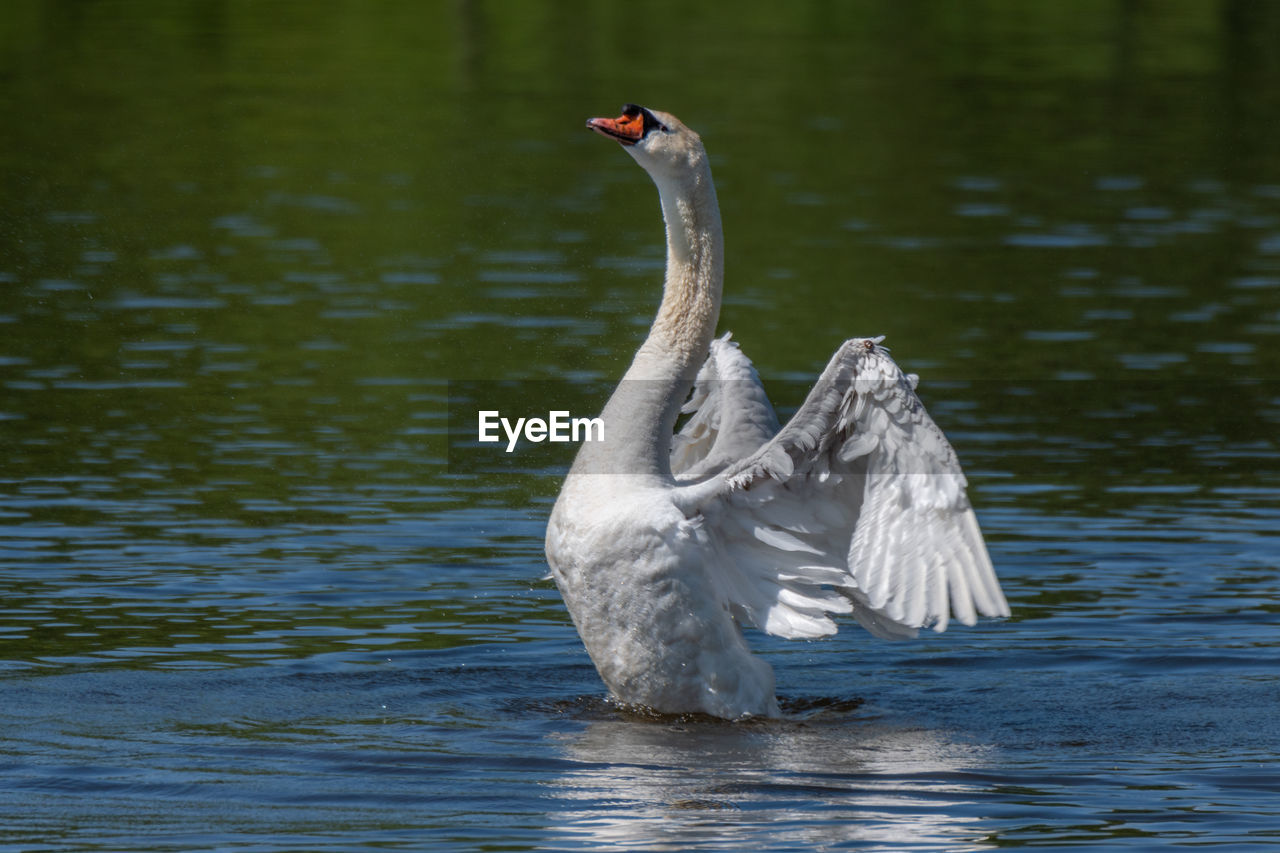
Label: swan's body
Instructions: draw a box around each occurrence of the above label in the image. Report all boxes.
[546,105,1009,719]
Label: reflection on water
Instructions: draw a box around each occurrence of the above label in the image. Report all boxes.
[552,709,992,851]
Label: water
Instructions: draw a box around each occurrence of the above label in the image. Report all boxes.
[2,1,1279,849]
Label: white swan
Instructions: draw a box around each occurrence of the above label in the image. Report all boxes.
[545,105,1009,719]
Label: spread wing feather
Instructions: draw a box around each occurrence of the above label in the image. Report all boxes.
[675,336,1009,641]
[671,333,780,481]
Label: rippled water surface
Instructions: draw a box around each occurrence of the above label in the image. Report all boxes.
[3,2,1279,850]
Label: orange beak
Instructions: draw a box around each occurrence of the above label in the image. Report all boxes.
[587,110,646,146]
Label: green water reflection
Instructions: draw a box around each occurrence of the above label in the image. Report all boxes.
[1,0,1278,670]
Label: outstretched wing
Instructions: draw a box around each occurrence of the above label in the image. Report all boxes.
[677,337,1008,640]
[671,333,781,481]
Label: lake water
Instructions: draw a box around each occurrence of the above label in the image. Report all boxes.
[2,1,1279,849]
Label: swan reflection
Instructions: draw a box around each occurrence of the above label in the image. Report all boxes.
[546,704,994,850]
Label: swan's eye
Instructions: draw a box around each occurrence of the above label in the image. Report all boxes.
[640,110,669,136]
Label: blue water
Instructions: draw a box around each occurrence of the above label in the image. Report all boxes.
[4,457,1278,848]
[3,1,1280,849]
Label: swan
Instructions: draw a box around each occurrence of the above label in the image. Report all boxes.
[545,104,1009,719]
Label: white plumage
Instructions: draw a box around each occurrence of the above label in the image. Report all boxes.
[545,105,1009,719]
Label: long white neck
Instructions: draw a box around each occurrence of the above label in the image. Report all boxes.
[646,161,724,360]
[573,153,724,479]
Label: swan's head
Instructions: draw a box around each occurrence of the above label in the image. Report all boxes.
[586,104,706,181]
